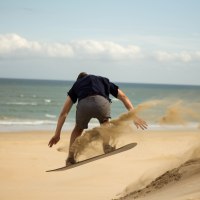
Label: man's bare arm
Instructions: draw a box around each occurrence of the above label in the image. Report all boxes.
[117,89,134,111]
[48,96,73,147]
[117,89,148,130]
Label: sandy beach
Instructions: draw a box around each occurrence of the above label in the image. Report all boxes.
[0,127,200,200]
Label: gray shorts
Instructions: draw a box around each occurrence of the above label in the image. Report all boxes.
[76,95,111,129]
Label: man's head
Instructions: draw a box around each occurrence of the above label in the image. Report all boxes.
[77,72,88,80]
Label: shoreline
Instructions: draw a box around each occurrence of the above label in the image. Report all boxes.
[0,121,199,133]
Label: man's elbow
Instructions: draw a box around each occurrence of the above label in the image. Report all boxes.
[118,93,128,101]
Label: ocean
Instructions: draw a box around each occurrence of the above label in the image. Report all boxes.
[0,78,200,132]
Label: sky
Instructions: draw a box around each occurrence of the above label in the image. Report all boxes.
[0,0,200,85]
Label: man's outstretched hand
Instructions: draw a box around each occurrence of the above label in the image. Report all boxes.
[133,116,148,130]
[48,135,60,147]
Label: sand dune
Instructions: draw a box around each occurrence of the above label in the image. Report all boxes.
[116,158,200,200]
[0,128,200,200]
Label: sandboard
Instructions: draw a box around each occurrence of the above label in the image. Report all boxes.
[46,142,137,172]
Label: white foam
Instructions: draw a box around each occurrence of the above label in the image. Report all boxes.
[0,119,56,125]
[6,102,38,106]
[44,99,51,103]
[45,114,56,118]
[148,122,200,131]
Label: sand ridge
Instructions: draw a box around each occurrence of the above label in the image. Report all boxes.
[116,158,200,200]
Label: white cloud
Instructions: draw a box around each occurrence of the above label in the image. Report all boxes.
[42,43,74,58]
[155,51,176,62]
[0,34,141,60]
[70,40,142,60]
[154,51,200,62]
[0,34,73,58]
[0,34,199,64]
[194,51,200,60]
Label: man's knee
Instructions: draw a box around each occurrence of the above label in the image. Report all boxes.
[74,124,84,133]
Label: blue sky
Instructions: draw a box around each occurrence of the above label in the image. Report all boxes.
[0,0,200,85]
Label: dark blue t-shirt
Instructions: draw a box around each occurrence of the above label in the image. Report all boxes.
[68,75,119,103]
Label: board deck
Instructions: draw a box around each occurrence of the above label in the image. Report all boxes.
[46,143,137,172]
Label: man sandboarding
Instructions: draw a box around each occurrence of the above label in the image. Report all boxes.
[46,143,137,172]
[48,73,147,166]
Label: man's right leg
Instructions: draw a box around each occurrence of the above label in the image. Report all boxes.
[100,120,116,154]
[66,124,83,165]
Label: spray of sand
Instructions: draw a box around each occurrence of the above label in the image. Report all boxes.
[70,111,137,161]
[70,100,162,161]
[159,100,200,125]
[57,99,200,160]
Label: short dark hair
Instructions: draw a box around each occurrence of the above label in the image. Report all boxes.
[77,72,88,80]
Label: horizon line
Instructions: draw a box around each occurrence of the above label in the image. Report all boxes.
[0,77,200,87]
